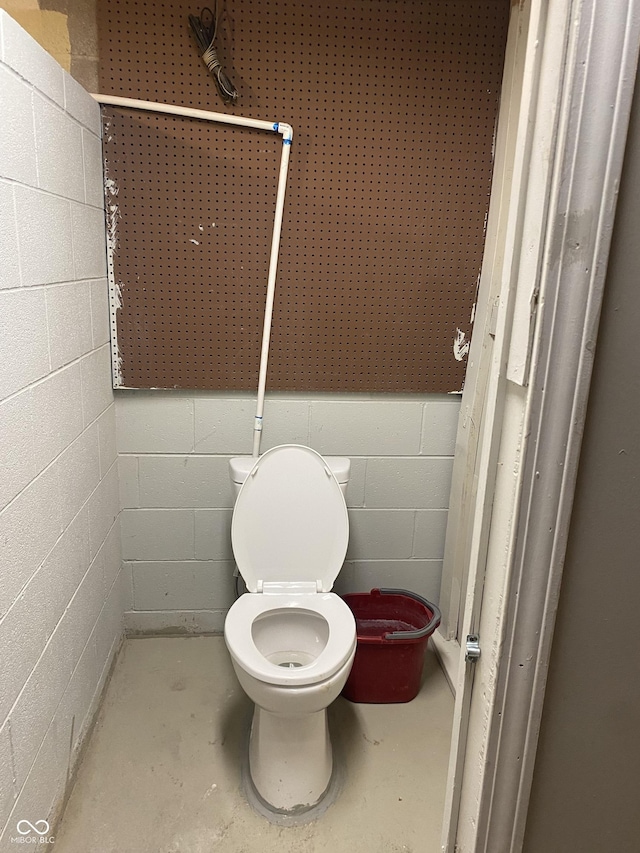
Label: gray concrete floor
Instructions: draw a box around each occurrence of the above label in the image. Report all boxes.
[53,637,454,853]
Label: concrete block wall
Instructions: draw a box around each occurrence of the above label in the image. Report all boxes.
[117,391,461,633]
[0,12,124,845]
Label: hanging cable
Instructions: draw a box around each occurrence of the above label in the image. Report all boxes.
[188,4,238,104]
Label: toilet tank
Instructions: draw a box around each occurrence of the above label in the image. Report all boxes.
[229,453,350,501]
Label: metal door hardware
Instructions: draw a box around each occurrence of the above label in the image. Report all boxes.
[465,634,481,662]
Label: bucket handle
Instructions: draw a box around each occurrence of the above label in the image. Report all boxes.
[377,588,442,640]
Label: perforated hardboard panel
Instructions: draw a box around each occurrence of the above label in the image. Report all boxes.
[98,0,509,391]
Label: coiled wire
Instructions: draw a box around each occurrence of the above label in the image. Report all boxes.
[188,4,238,104]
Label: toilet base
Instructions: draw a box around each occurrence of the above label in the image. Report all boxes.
[248,705,333,813]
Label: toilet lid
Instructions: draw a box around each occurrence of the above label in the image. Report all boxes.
[231,445,349,593]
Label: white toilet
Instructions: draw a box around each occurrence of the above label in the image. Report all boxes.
[224,444,357,814]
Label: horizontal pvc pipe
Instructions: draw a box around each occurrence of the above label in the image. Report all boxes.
[91,93,278,133]
[91,94,294,458]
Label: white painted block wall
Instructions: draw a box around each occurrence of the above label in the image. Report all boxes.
[0,12,124,845]
[117,391,461,633]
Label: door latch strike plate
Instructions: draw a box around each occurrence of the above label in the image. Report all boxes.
[465,634,481,662]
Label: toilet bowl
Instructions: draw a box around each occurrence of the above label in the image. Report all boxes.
[223,444,356,814]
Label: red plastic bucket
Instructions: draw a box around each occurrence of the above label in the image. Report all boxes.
[341,588,441,703]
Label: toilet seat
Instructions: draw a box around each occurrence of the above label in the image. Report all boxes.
[227,445,355,687]
[225,592,356,687]
[231,445,349,593]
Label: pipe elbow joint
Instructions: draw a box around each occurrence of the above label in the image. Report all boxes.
[279,122,294,143]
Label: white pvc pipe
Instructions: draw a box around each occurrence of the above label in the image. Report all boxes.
[91,95,294,458]
[91,93,278,133]
[252,128,292,456]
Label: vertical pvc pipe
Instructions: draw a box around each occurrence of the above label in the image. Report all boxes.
[252,124,293,456]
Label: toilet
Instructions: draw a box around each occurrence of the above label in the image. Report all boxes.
[224,444,357,814]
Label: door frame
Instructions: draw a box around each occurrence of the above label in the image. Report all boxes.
[440,0,640,850]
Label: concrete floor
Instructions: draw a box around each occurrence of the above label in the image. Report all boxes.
[53,637,454,853]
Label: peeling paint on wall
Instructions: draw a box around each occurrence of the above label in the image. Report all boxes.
[454,328,471,361]
[105,175,119,253]
[110,275,124,386]
[103,149,124,387]
[111,339,124,385]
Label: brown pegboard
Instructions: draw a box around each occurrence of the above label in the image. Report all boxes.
[98,0,510,391]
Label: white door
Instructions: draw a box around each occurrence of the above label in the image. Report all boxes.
[437,0,640,849]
